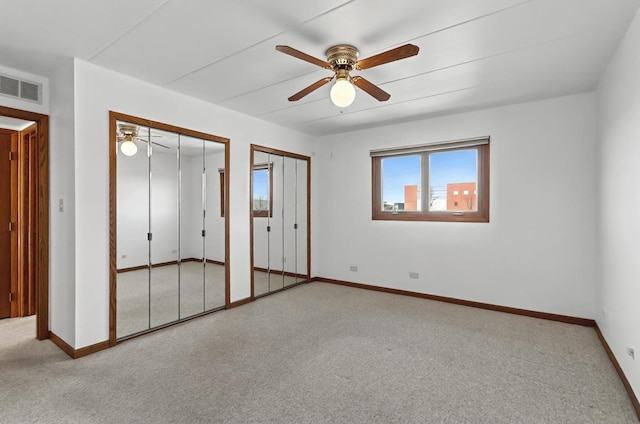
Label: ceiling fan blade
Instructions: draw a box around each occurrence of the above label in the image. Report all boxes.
[288,77,334,101]
[151,141,170,149]
[356,44,419,70]
[351,76,391,101]
[135,137,170,149]
[276,45,331,69]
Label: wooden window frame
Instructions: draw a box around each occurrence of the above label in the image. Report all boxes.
[371,137,490,223]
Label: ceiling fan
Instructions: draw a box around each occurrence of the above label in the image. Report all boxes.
[275,43,419,107]
[117,123,169,156]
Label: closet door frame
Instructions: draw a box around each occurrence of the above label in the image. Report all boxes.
[249,144,311,299]
[109,111,230,346]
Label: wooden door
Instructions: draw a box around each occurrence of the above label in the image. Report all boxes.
[0,106,49,340]
[0,129,16,318]
[18,124,37,316]
[0,124,37,319]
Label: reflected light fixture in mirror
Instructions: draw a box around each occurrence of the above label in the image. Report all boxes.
[330,70,356,108]
[120,137,138,156]
[118,123,139,156]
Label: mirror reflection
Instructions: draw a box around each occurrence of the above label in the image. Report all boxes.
[252,147,310,297]
[113,117,227,340]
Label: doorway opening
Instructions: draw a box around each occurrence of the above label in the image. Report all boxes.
[0,105,49,340]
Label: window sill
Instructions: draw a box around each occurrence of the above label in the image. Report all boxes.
[372,211,489,223]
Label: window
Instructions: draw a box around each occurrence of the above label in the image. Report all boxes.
[252,163,273,217]
[371,137,489,222]
[219,163,273,217]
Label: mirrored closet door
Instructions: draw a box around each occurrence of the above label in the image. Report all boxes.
[251,145,310,298]
[110,112,229,342]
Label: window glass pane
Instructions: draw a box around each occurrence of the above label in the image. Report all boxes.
[253,168,269,212]
[381,155,421,211]
[429,149,477,212]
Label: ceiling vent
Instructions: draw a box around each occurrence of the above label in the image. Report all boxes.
[0,73,43,104]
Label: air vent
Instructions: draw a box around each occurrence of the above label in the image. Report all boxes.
[0,73,42,104]
[0,75,19,97]
[20,81,40,102]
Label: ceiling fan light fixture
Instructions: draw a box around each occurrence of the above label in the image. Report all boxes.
[330,78,356,108]
[277,43,418,105]
[120,140,138,156]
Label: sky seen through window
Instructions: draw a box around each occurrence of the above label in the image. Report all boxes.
[382,149,477,204]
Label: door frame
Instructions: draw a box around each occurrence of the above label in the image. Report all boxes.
[0,105,49,340]
[249,144,311,299]
[109,111,230,345]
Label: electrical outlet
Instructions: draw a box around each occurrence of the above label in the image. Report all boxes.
[349,265,358,272]
[409,272,419,279]
[627,346,635,359]
[171,249,177,254]
[121,254,127,259]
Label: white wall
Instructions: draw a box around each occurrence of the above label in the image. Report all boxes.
[71,59,316,348]
[316,93,598,319]
[48,59,76,345]
[116,145,154,269]
[204,150,226,263]
[116,148,201,268]
[116,148,228,266]
[596,8,640,400]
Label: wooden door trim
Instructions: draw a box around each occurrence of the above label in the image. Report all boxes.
[249,144,311,301]
[17,124,38,317]
[109,111,230,345]
[0,129,16,318]
[0,105,49,340]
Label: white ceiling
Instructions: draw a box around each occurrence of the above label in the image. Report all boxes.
[1,0,638,136]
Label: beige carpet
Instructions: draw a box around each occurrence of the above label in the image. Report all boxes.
[1,282,638,423]
[117,262,226,338]
[253,269,306,297]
